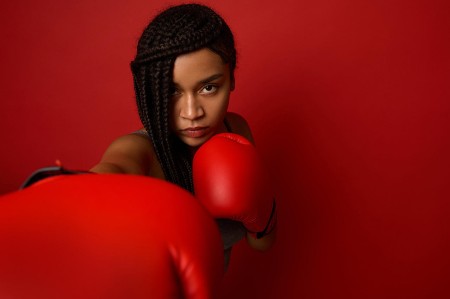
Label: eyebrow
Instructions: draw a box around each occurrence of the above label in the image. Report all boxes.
[199,73,224,84]
[173,73,224,88]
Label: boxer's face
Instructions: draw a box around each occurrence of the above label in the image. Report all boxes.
[169,48,233,148]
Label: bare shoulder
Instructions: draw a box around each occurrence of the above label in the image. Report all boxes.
[103,131,154,159]
[226,112,255,144]
[90,130,164,178]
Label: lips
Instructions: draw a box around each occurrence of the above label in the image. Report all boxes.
[180,127,209,138]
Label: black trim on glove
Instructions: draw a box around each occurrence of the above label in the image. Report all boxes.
[256,199,277,239]
[20,166,93,189]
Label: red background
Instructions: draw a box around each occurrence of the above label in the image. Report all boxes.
[1,0,449,298]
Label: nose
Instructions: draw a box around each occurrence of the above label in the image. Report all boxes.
[179,93,204,120]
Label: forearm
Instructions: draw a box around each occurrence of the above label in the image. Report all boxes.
[246,225,277,251]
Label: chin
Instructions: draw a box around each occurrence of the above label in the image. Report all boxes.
[179,133,213,148]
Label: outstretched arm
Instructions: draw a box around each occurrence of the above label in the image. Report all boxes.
[90,133,164,179]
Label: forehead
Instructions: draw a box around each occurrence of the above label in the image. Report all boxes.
[172,48,228,84]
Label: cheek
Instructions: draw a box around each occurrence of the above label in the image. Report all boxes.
[218,93,230,114]
[209,95,229,124]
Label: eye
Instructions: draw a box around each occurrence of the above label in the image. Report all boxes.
[200,84,218,94]
[170,86,181,97]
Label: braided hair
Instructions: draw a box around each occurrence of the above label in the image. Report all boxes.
[130,4,237,193]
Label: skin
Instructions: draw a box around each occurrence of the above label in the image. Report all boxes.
[91,48,275,251]
[170,48,232,149]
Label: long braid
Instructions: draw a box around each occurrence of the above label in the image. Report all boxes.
[130,4,236,193]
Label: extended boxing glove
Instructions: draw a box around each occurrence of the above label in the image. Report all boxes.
[0,174,223,299]
[193,133,276,239]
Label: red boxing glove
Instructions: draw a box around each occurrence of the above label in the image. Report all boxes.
[193,133,276,239]
[0,174,223,299]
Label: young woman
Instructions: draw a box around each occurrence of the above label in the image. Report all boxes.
[90,3,276,269]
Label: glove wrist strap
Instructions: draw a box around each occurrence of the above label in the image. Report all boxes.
[248,199,277,239]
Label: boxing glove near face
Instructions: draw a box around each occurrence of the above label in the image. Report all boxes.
[193,133,276,238]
